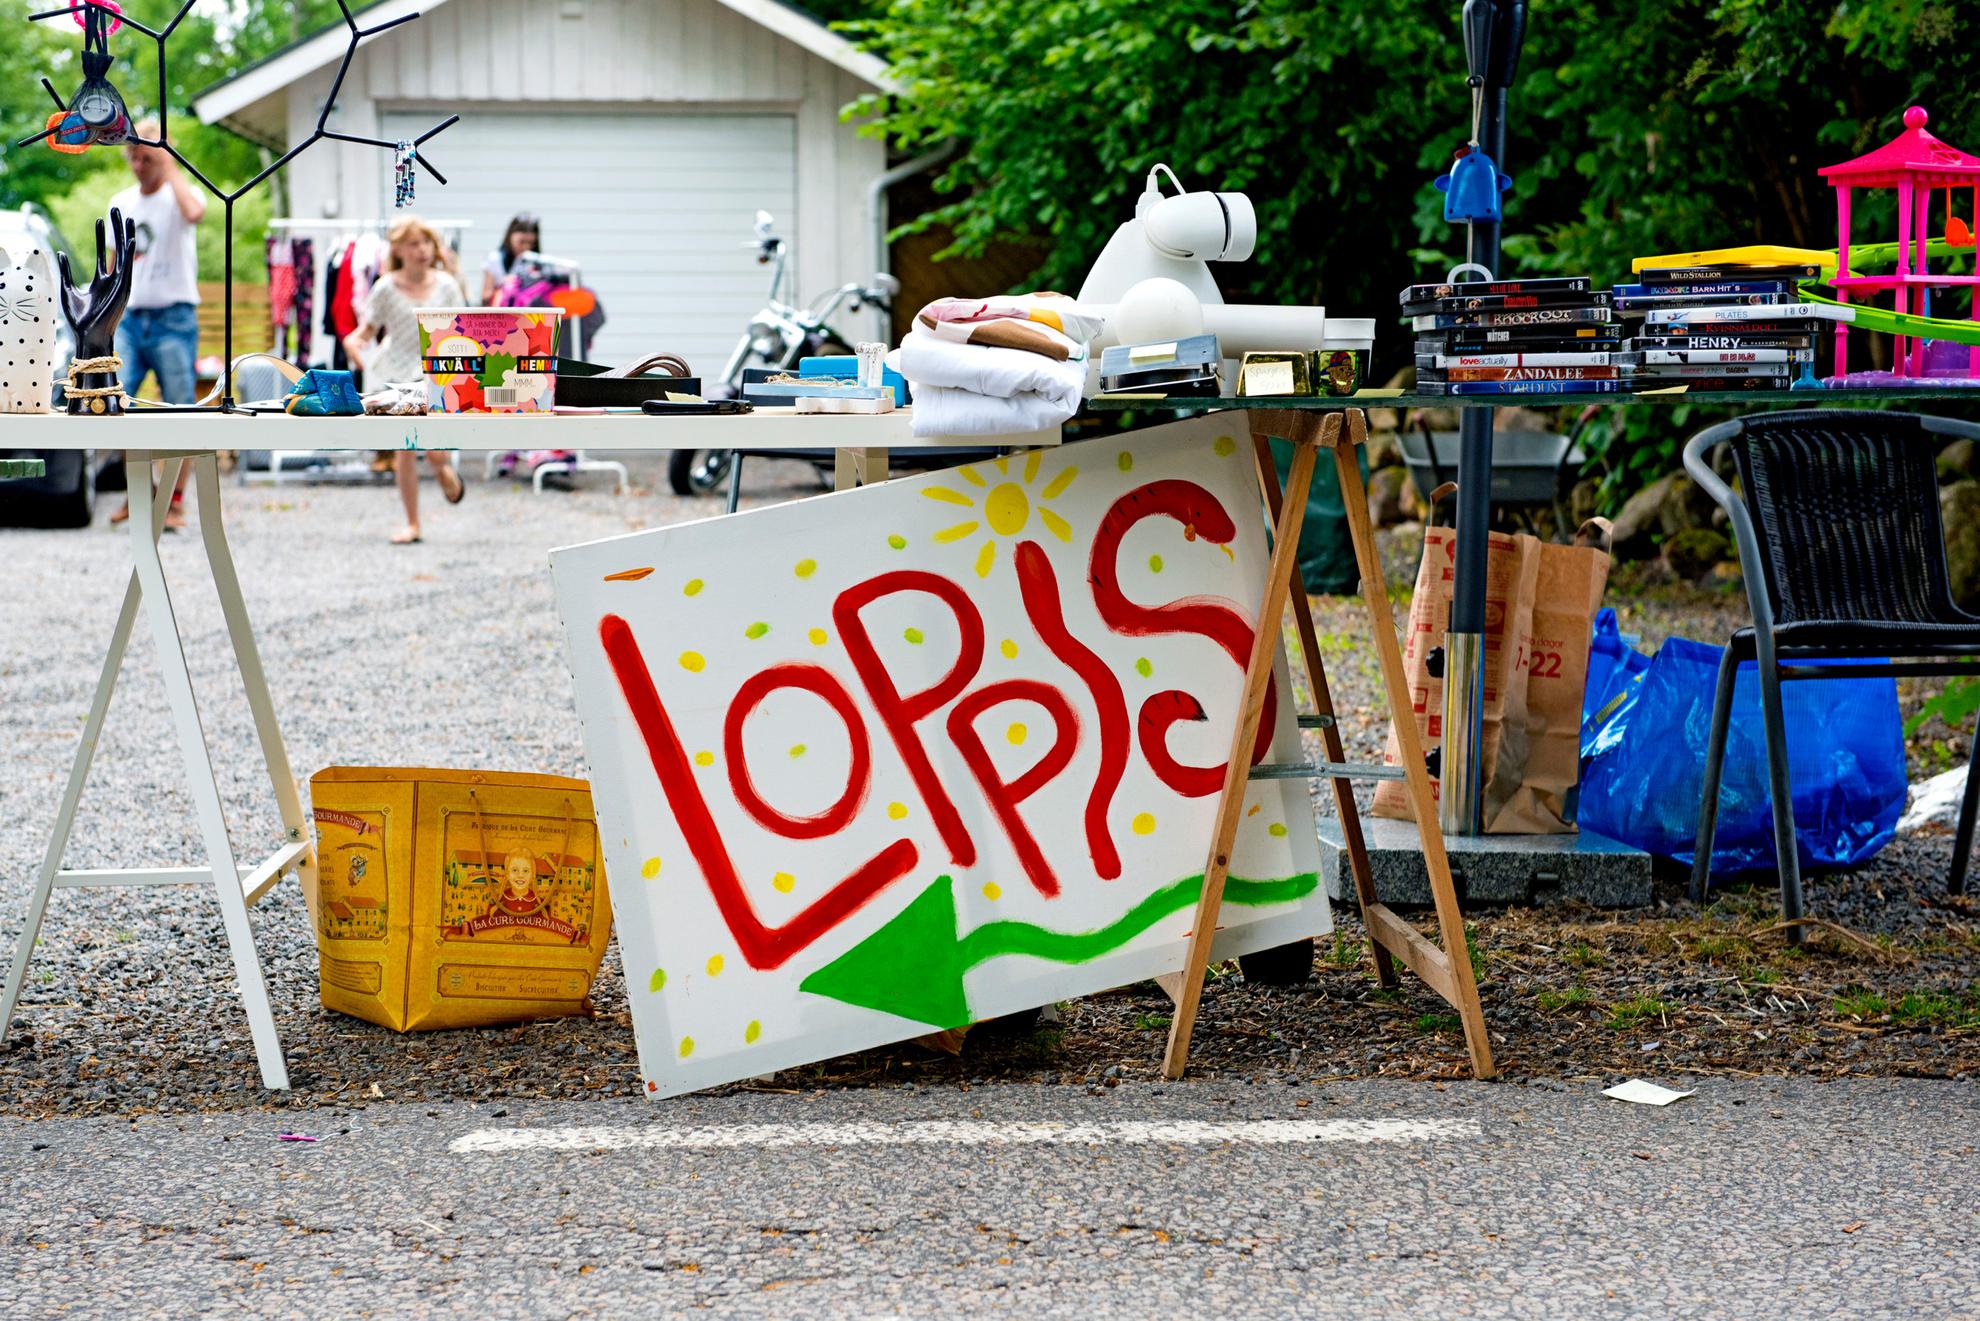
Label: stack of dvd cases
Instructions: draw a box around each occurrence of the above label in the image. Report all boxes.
[1405,277,1621,396]
[1612,262,1825,391]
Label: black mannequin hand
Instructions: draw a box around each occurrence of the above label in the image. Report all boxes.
[57,208,136,352]
[57,208,137,415]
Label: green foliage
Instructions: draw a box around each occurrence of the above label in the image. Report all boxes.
[1414,1013,1462,1035]
[1832,990,1888,1019]
[1563,941,1605,969]
[1535,985,1594,1012]
[1905,676,1980,736]
[1890,989,1980,1029]
[1606,995,1671,1029]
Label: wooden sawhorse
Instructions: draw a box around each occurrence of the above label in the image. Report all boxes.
[1161,407,1495,1080]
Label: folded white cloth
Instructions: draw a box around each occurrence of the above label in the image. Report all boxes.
[897,329,1086,438]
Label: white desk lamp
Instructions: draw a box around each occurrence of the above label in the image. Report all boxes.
[1075,163,1331,360]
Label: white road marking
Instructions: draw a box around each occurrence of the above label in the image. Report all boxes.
[448,1117,1479,1154]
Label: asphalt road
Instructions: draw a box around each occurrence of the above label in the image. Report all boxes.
[1,1078,1975,1318]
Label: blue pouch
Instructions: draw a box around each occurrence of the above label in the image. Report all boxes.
[284,369,364,416]
[1578,636,1906,875]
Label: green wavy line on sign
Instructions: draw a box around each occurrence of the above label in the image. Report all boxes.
[960,872,1317,967]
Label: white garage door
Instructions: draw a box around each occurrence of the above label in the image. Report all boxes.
[382,108,796,375]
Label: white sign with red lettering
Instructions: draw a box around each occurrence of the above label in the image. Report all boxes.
[551,415,1326,1098]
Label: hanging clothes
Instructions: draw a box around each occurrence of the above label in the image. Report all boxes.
[322,240,352,370]
[289,237,314,367]
[265,236,318,366]
[266,236,296,340]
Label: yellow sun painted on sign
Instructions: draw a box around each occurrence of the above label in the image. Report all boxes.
[923,451,1078,578]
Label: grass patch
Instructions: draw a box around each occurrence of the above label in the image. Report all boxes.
[1891,992,1980,1030]
[1369,988,1404,1004]
[1746,966,1783,986]
[1691,934,1756,964]
[1536,986,1595,1012]
[1563,942,1605,969]
[1414,1013,1462,1035]
[1325,932,1365,969]
[1607,996,1671,1030]
[1132,1014,1171,1031]
[1465,922,1487,984]
[1832,991,1888,1020]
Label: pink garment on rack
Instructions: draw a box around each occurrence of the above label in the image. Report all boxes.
[267,236,296,330]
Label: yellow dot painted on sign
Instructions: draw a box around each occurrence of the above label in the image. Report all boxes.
[794,558,817,579]
[1215,435,1237,457]
[1132,812,1157,836]
[649,967,667,992]
[1007,723,1027,746]
[904,628,925,645]
[808,627,829,646]
[789,744,807,759]
[1000,639,1019,660]
[772,871,796,893]
[745,621,770,639]
[680,651,706,672]
[888,533,907,550]
[694,750,715,768]
[982,882,1003,901]
[679,1036,695,1058]
[745,1020,762,1044]
[640,856,661,880]
[1117,452,1134,472]
[887,801,908,820]
[1148,554,1164,573]
[1269,823,1289,837]
[986,482,1031,536]
[706,954,724,977]
[1135,658,1153,678]
[684,578,704,597]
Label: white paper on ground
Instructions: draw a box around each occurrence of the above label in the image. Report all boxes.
[1602,1079,1695,1106]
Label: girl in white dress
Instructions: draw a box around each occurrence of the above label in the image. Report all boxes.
[344,216,467,544]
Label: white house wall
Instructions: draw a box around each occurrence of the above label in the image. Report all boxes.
[280,0,884,313]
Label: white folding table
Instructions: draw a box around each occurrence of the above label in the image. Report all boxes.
[1,409,1058,1089]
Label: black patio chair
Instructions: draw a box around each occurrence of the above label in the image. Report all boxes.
[1683,409,1980,930]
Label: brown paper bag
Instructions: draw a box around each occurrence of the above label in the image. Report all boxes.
[1372,524,1609,833]
[1488,525,1611,833]
[1372,525,1537,827]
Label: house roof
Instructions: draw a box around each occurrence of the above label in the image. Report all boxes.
[192,0,893,128]
[1820,106,1980,187]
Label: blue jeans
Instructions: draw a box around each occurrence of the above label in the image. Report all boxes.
[113,303,199,405]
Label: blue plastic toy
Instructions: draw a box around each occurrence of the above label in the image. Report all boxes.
[1437,144,1512,223]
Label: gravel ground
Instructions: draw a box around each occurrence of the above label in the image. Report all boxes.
[0,455,1973,1117]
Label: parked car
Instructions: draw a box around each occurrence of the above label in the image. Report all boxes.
[0,204,94,529]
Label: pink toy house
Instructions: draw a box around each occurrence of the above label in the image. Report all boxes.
[1820,106,1980,378]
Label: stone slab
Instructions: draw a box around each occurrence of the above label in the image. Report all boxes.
[1319,816,1653,908]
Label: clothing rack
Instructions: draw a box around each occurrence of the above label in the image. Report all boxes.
[266,217,475,232]
[262,218,475,373]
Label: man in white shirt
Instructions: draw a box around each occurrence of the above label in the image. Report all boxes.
[109,121,204,529]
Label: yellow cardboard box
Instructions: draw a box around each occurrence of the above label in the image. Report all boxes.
[307,767,612,1031]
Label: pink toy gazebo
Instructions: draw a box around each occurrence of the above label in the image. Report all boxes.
[1819,105,1980,378]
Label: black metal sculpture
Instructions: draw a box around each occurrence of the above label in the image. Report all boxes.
[16,0,458,410]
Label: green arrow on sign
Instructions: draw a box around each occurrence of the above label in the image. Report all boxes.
[799,870,1319,1028]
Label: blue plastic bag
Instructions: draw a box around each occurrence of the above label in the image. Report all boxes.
[1582,607,1649,728]
[1578,636,1905,875]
